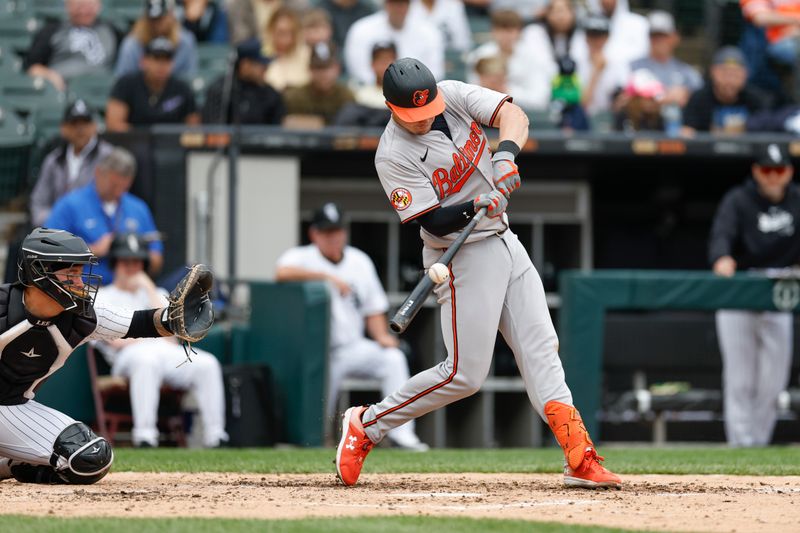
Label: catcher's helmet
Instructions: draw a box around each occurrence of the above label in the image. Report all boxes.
[383,57,445,122]
[19,228,100,317]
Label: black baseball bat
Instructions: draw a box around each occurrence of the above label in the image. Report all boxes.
[389,207,487,333]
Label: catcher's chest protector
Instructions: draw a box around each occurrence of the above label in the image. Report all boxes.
[0,283,97,405]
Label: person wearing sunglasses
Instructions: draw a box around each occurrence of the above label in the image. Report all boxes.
[709,142,800,447]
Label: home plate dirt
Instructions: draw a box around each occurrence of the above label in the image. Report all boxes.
[2,472,799,532]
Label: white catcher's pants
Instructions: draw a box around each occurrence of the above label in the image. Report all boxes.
[716,310,793,447]
[328,338,422,446]
[0,400,76,475]
[112,338,228,447]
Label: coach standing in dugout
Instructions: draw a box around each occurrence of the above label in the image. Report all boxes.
[709,142,800,447]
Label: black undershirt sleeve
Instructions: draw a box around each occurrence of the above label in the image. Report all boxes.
[123,309,162,338]
[416,201,475,237]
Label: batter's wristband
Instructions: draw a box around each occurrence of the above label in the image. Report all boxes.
[496,140,521,159]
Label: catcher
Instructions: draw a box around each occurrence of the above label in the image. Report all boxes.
[0,228,213,484]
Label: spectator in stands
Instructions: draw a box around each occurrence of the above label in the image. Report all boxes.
[630,11,702,109]
[226,0,308,44]
[344,0,444,85]
[682,47,771,136]
[408,0,472,53]
[740,0,800,71]
[45,147,164,285]
[94,233,228,448]
[302,8,334,48]
[709,142,799,448]
[467,10,545,110]
[318,0,375,49]
[175,0,230,43]
[577,14,628,116]
[106,37,200,131]
[489,0,547,24]
[115,0,198,79]
[335,41,395,126]
[518,0,587,111]
[284,41,354,126]
[24,0,121,91]
[263,6,311,91]
[275,202,428,451]
[30,100,114,227]
[586,0,649,65]
[202,38,285,124]
[614,68,665,133]
[474,55,508,93]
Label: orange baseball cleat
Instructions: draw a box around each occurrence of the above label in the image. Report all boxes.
[563,447,622,489]
[335,406,374,486]
[544,400,622,489]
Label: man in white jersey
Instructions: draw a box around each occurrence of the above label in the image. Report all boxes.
[335,57,621,489]
[276,203,427,451]
[94,233,227,448]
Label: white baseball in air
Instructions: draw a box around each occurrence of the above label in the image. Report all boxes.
[428,263,450,284]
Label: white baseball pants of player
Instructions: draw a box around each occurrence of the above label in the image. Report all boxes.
[328,338,421,447]
[716,309,793,447]
[111,338,228,447]
[0,401,77,472]
[361,230,573,441]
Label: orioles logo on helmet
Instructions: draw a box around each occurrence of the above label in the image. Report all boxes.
[390,188,412,211]
[412,90,429,107]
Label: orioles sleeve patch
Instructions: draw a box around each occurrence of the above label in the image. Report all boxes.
[390,188,413,211]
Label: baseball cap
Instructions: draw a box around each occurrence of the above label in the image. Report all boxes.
[311,203,345,230]
[582,14,610,34]
[310,41,338,69]
[712,46,746,67]
[647,10,676,34]
[755,143,791,167]
[62,98,94,123]
[372,41,397,59]
[237,38,271,65]
[383,57,445,122]
[109,233,150,267]
[145,37,175,58]
[145,0,174,18]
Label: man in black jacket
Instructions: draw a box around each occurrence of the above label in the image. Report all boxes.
[201,39,285,125]
[709,142,800,447]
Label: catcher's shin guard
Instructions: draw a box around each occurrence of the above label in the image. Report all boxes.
[51,422,114,484]
[544,400,594,470]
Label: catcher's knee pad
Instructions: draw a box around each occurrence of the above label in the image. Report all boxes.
[50,422,114,484]
[544,400,594,470]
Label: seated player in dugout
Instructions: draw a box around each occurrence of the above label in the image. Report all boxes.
[0,228,213,484]
[336,58,621,488]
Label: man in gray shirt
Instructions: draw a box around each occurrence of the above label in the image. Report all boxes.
[630,10,702,108]
[29,99,114,227]
[24,0,121,91]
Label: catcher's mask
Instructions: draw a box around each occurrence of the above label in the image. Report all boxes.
[18,228,101,317]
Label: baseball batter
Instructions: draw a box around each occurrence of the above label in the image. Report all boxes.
[335,57,621,489]
[0,228,213,484]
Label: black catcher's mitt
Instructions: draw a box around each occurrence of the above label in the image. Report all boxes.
[166,264,214,343]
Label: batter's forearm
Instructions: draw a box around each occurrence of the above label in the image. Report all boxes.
[417,201,475,237]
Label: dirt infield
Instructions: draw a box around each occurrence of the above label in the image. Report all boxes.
[1,472,799,532]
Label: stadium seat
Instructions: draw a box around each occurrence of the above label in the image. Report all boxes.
[28,0,64,21]
[526,109,559,131]
[0,73,65,117]
[0,15,42,55]
[67,73,114,114]
[444,49,466,82]
[0,43,22,74]
[0,106,33,204]
[197,43,234,73]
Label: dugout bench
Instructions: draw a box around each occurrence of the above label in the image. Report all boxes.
[559,270,800,440]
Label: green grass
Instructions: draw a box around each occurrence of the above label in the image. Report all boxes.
[4,516,647,533]
[112,446,800,476]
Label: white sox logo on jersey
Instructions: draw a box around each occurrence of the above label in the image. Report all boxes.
[431,121,486,199]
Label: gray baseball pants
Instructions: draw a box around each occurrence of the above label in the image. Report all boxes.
[362,230,573,443]
[716,310,793,447]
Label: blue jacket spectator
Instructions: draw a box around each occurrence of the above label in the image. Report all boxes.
[176,0,230,43]
[45,147,164,285]
[115,0,198,79]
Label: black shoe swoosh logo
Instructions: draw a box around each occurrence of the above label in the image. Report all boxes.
[420,148,429,162]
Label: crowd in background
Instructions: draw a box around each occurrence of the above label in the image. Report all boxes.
[15,0,800,135]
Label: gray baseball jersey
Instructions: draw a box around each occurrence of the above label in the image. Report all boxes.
[362,80,574,444]
[375,80,510,248]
